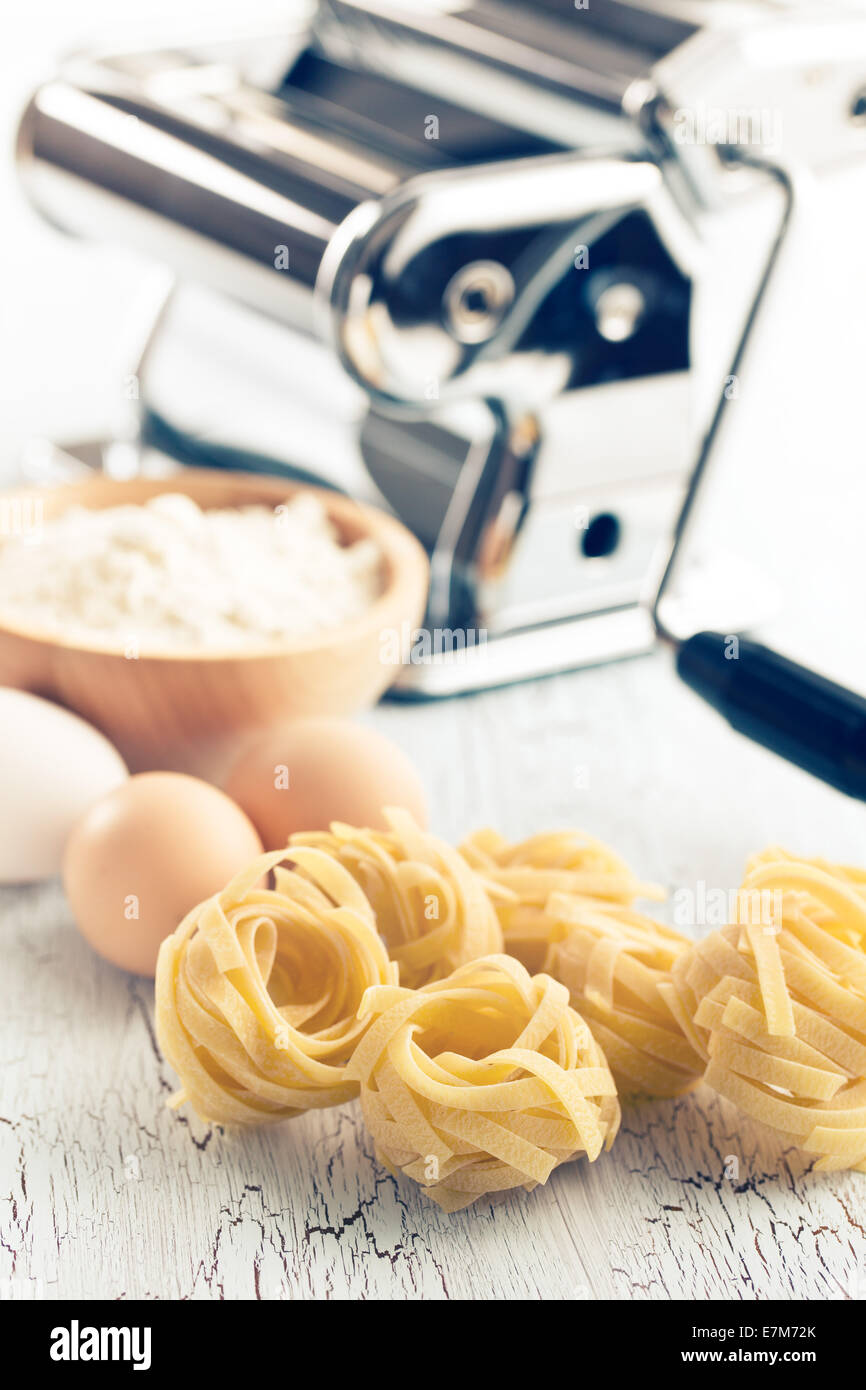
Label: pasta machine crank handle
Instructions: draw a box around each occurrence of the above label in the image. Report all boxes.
[676,633,866,803]
[651,150,866,802]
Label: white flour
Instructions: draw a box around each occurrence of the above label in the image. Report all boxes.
[0,492,383,651]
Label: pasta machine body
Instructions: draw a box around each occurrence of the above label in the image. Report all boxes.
[16,0,866,693]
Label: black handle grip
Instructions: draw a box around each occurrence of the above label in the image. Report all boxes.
[676,631,866,802]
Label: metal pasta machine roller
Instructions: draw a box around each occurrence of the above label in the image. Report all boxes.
[16,0,866,694]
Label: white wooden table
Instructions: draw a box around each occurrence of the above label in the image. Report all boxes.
[2,3,866,1305]
[2,649,865,1302]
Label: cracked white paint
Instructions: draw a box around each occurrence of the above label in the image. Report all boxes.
[2,663,865,1300]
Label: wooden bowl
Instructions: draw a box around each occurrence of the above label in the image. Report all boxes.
[0,471,429,775]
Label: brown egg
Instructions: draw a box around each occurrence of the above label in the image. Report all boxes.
[224,718,427,849]
[63,772,263,977]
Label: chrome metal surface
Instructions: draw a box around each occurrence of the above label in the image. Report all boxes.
[388,603,658,698]
[314,0,697,129]
[317,150,696,408]
[442,260,516,346]
[592,281,647,342]
[13,1,866,694]
[17,53,412,335]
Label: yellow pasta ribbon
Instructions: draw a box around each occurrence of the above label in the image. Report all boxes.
[291,809,502,989]
[155,846,398,1125]
[667,852,866,1172]
[346,953,620,1211]
[460,827,662,971]
[460,828,699,1097]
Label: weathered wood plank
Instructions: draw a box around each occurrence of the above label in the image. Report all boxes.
[2,667,864,1301]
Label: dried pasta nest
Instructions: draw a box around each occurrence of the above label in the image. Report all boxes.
[291,809,502,990]
[544,893,703,1098]
[460,828,698,1097]
[459,827,663,973]
[155,846,397,1125]
[663,855,866,1172]
[346,953,621,1211]
[747,845,866,899]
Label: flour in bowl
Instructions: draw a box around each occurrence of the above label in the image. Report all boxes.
[0,491,384,651]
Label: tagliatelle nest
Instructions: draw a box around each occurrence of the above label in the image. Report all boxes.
[746,845,866,900]
[290,809,502,990]
[155,847,397,1125]
[460,828,698,1097]
[459,827,664,973]
[663,854,866,1172]
[345,953,621,1211]
[543,893,703,1098]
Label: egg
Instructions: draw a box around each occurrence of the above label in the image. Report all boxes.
[62,772,263,976]
[224,718,428,849]
[0,687,128,883]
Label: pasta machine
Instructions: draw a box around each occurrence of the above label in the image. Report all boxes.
[16,0,866,696]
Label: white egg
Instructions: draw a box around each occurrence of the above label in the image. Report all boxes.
[0,688,127,883]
